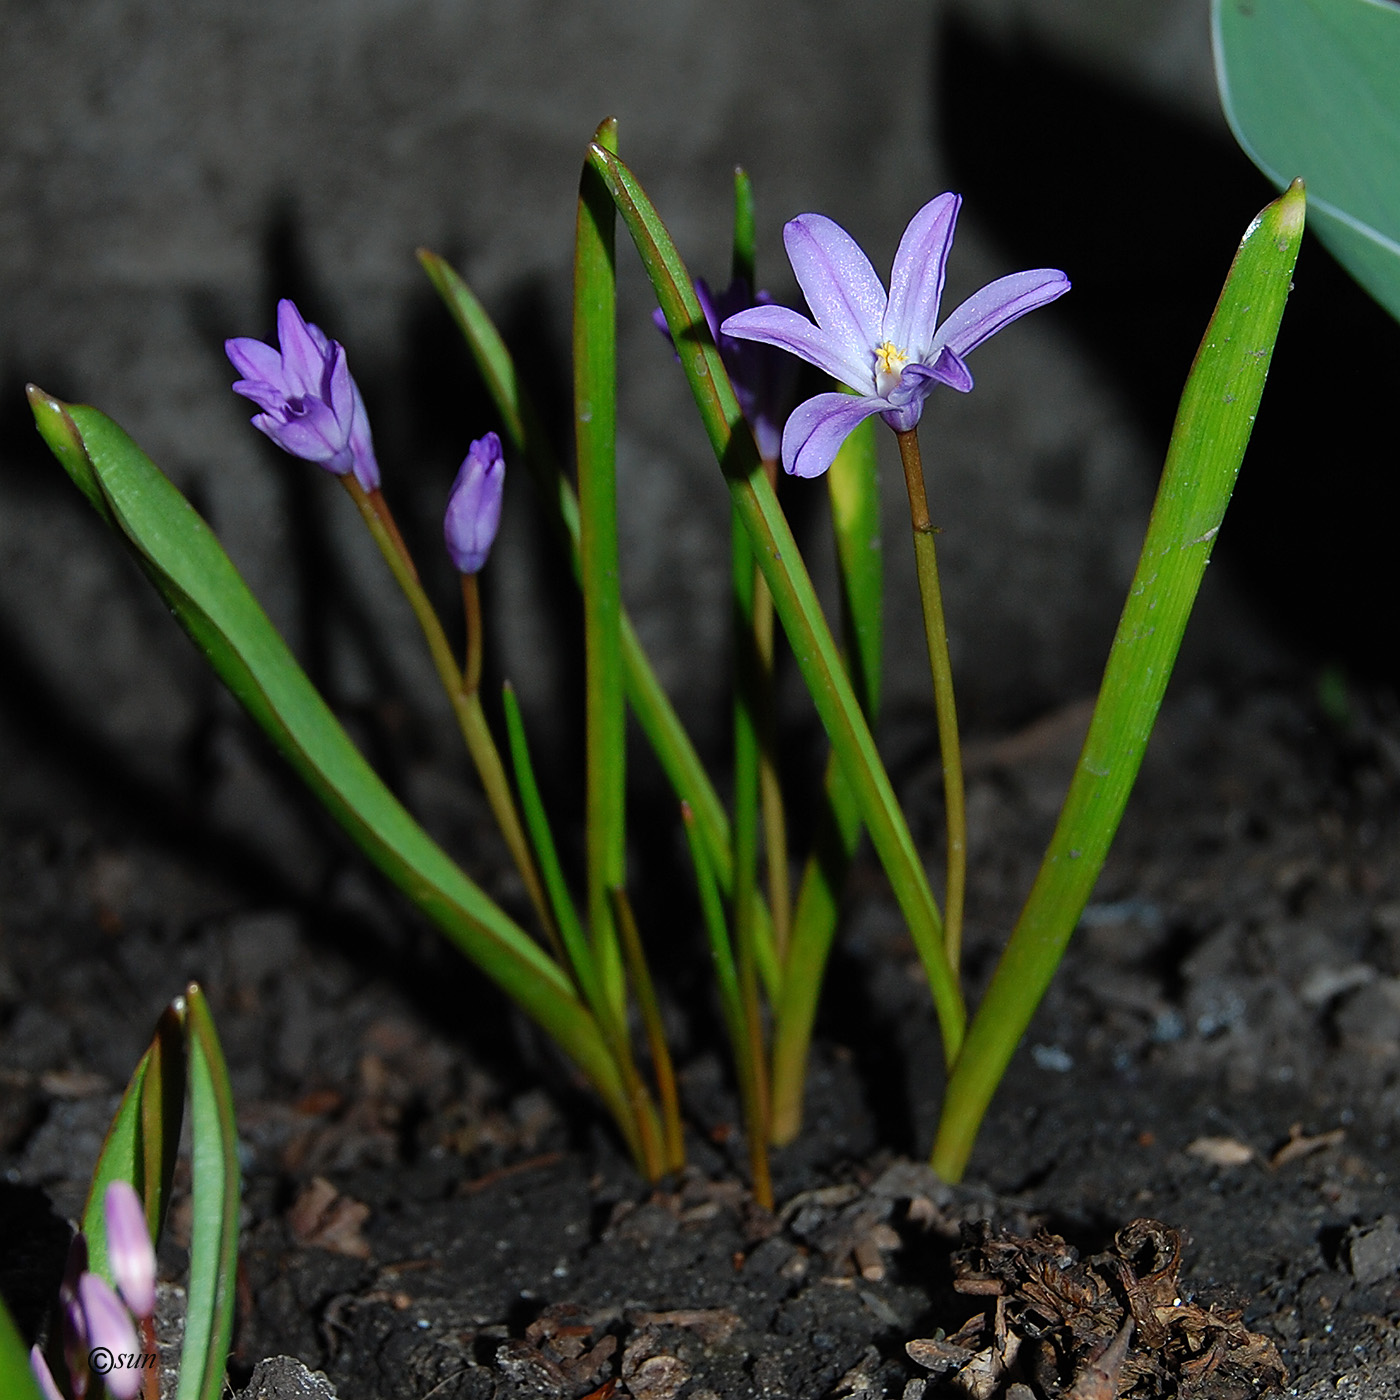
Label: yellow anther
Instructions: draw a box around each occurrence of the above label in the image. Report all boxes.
[874,340,909,396]
[875,340,908,375]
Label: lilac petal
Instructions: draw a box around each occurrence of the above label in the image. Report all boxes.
[252,405,348,467]
[274,299,325,398]
[230,377,295,414]
[935,268,1070,358]
[721,303,873,394]
[304,319,334,356]
[781,392,886,479]
[78,1274,141,1398]
[30,1346,67,1400]
[325,345,355,439]
[104,1181,156,1320]
[225,336,287,387]
[750,408,783,466]
[347,378,381,492]
[884,192,961,359]
[875,353,969,431]
[783,213,887,367]
[907,347,973,395]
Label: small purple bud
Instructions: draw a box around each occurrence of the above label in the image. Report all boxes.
[104,1180,156,1321]
[226,298,381,491]
[443,432,505,574]
[30,1346,67,1400]
[77,1274,141,1400]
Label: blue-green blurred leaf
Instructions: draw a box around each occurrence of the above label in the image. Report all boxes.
[1213,0,1400,321]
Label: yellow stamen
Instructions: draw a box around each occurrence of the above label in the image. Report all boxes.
[874,340,909,396]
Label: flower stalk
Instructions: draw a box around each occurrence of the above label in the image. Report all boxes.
[895,427,966,970]
[341,476,563,964]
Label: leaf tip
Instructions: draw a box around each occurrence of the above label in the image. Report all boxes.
[1275,177,1306,238]
[26,382,76,438]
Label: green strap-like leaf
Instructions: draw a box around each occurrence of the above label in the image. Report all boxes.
[1214,0,1400,321]
[82,1003,185,1280]
[586,143,966,1064]
[827,416,883,723]
[176,986,240,1400]
[931,181,1307,1181]
[575,117,628,1015]
[29,390,631,1133]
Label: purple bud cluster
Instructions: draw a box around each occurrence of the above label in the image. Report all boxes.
[31,1182,158,1400]
[226,299,380,491]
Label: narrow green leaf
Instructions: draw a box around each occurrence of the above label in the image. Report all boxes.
[416,249,733,915]
[575,117,628,1014]
[730,507,780,1003]
[500,683,599,1012]
[586,142,966,1064]
[0,1298,47,1400]
[770,416,881,1144]
[931,181,1307,1181]
[27,385,115,527]
[82,1003,185,1280]
[728,165,783,1000]
[731,167,756,291]
[827,413,883,720]
[1213,0,1400,321]
[176,985,239,1400]
[30,393,632,1132]
[681,804,772,1205]
[609,886,684,1174]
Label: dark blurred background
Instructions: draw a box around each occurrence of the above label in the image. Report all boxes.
[1,0,1395,893]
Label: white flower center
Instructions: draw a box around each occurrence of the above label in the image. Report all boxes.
[874,340,909,398]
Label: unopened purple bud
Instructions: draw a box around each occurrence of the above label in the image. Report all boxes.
[443,432,505,574]
[77,1274,141,1399]
[226,298,381,491]
[30,1346,67,1400]
[104,1180,156,1320]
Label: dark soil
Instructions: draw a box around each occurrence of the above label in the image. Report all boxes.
[6,678,1400,1398]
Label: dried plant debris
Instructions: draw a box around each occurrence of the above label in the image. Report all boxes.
[493,1303,620,1397]
[907,1218,1286,1398]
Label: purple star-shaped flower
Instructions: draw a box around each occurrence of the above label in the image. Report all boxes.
[443,431,505,574]
[226,298,380,491]
[720,194,1069,479]
[653,277,796,464]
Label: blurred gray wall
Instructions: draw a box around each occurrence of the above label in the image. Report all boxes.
[0,0,1286,867]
